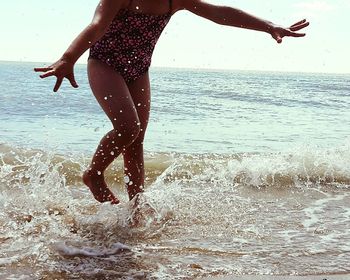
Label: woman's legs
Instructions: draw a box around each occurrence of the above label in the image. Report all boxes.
[123,72,151,200]
[83,59,141,204]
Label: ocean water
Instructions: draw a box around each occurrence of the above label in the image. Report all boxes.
[0,61,350,279]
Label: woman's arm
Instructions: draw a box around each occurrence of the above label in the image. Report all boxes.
[35,0,126,92]
[177,0,309,43]
[61,0,126,63]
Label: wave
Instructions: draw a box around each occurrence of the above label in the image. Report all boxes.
[1,142,349,190]
[1,142,350,279]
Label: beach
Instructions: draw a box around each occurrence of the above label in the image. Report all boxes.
[208,275,350,280]
[1,62,349,279]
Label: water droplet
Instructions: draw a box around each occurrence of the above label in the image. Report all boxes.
[137,103,141,106]
[104,96,108,100]
[129,181,133,186]
[136,6,139,10]
[124,176,130,183]
[97,171,102,175]
[120,110,123,113]
[110,151,115,156]
[118,133,122,137]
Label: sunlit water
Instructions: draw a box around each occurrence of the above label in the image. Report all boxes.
[0,61,349,279]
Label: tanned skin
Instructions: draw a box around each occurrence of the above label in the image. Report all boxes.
[35,0,309,204]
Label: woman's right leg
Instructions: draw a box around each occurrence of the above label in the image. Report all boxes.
[83,59,141,204]
[122,72,151,200]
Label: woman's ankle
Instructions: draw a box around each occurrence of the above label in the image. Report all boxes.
[84,167,105,179]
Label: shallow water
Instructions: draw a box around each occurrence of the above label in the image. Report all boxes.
[1,143,349,279]
[1,62,350,154]
[0,62,350,278]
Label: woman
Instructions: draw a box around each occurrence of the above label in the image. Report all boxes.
[34,0,309,204]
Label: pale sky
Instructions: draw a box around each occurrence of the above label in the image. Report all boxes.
[1,0,349,73]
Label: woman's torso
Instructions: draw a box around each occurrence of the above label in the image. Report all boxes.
[89,0,173,82]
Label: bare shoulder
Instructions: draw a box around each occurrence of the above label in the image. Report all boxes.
[172,0,200,12]
[171,0,218,18]
[92,0,129,25]
[171,0,216,15]
[99,0,129,10]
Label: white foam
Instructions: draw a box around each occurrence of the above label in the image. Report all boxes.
[53,242,131,257]
[302,193,348,229]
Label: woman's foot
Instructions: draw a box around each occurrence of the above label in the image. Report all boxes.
[127,194,158,227]
[82,169,119,204]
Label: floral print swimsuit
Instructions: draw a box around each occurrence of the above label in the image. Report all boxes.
[89,0,172,83]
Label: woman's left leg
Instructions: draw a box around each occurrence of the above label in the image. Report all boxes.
[123,72,151,200]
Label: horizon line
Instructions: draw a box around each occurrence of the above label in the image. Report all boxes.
[1,59,349,75]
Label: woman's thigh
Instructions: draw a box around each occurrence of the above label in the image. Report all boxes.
[87,59,139,129]
[127,71,151,140]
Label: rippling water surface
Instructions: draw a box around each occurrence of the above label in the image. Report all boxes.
[0,62,349,279]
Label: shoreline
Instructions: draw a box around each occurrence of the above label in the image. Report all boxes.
[206,274,350,280]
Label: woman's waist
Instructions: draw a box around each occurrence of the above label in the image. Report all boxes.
[89,47,152,65]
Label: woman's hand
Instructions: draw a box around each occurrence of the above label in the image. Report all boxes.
[34,58,79,92]
[269,19,310,44]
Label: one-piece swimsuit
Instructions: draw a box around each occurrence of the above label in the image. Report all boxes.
[89,0,172,83]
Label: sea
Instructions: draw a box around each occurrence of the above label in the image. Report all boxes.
[0,61,349,279]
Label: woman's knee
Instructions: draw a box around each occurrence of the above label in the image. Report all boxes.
[111,120,141,148]
[123,131,146,156]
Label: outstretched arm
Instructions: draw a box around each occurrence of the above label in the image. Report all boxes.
[35,0,126,92]
[177,0,309,43]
